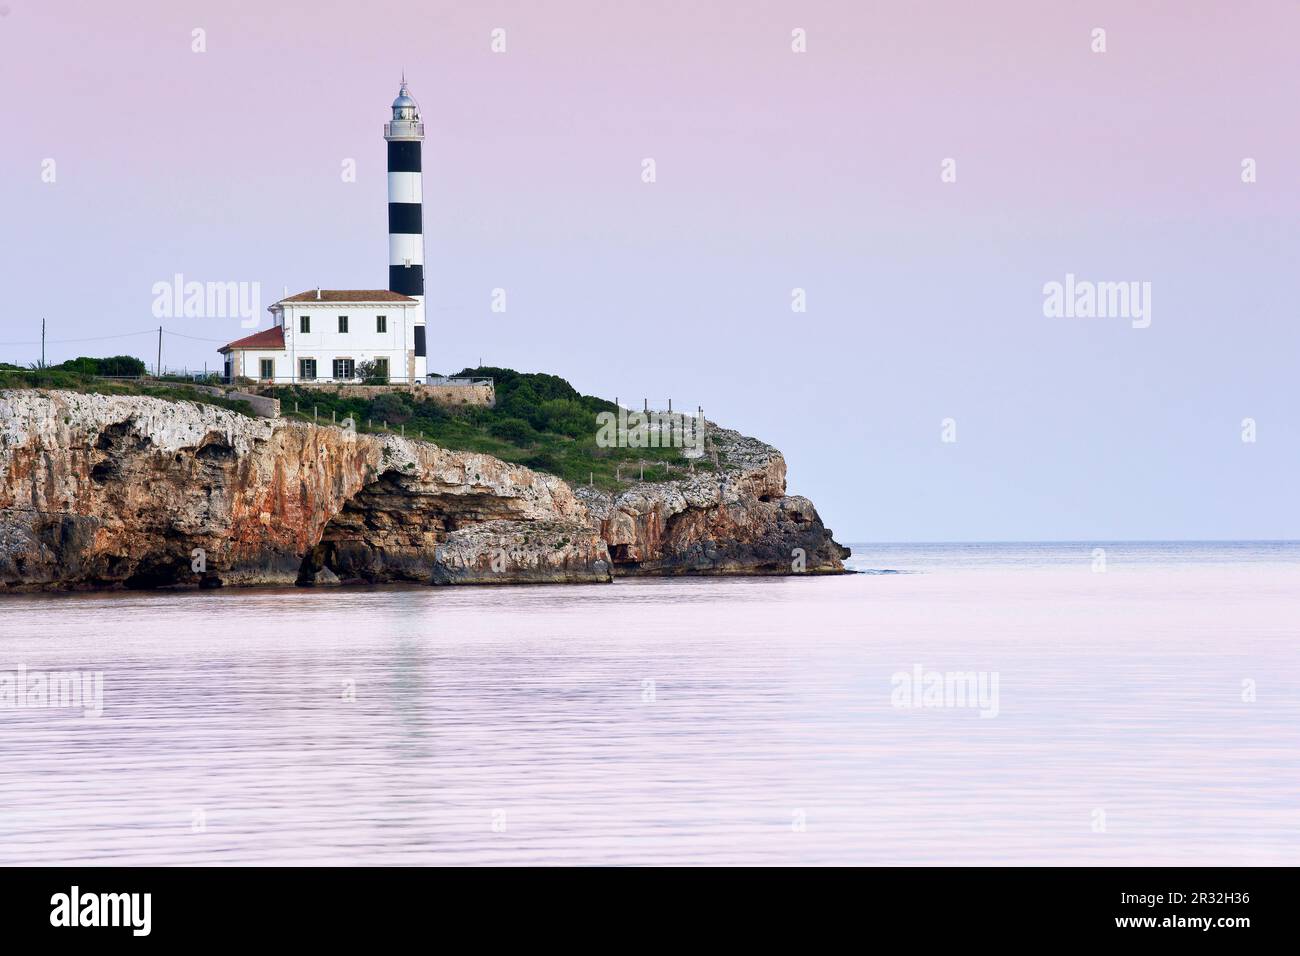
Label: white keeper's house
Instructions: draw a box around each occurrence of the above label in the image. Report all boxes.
[220,289,422,384]
[220,79,431,384]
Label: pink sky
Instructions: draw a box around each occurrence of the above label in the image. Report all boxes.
[2,0,1297,540]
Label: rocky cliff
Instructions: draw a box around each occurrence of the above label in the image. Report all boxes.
[574,425,850,576]
[0,390,848,591]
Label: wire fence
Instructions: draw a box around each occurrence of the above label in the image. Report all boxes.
[609,396,708,417]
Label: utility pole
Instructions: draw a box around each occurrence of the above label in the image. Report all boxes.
[40,318,45,368]
[156,326,163,377]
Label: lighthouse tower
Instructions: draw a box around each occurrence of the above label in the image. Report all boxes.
[385,79,427,380]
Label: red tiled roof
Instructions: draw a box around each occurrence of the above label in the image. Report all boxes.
[218,326,285,353]
[278,289,417,303]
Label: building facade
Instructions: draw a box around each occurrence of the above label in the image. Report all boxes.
[220,289,421,383]
[220,81,430,383]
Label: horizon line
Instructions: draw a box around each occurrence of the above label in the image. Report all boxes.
[840,539,1299,545]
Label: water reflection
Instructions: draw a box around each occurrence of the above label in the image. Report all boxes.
[0,543,1296,865]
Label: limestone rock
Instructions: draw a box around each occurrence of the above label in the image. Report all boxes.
[574,425,849,576]
[430,520,611,585]
[311,566,341,587]
[0,389,848,590]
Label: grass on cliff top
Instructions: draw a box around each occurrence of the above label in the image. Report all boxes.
[0,364,258,418]
[267,367,714,491]
[1,361,715,491]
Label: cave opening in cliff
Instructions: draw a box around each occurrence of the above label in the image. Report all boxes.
[297,470,513,586]
[607,543,637,566]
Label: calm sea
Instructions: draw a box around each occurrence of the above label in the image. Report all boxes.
[1,541,1296,865]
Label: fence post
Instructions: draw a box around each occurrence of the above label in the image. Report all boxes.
[314,406,318,422]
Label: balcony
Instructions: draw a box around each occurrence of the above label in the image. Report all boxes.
[384,121,425,140]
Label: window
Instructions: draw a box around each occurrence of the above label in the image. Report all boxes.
[259,358,274,381]
[374,357,389,381]
[332,358,354,380]
[376,315,387,333]
[338,315,348,334]
[299,358,316,381]
[299,314,310,334]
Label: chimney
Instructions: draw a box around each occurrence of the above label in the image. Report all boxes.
[316,286,321,300]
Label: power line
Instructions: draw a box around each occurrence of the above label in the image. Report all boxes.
[1,327,240,347]
[0,328,158,347]
[163,329,238,343]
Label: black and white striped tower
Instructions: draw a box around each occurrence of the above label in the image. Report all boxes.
[385,78,427,379]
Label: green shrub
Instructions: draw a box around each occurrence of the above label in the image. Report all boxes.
[55,357,101,375]
[49,355,146,377]
[489,417,539,444]
[538,398,593,439]
[101,355,147,376]
[356,360,389,385]
[522,451,559,472]
[497,382,546,429]
[368,392,411,424]
[408,397,449,424]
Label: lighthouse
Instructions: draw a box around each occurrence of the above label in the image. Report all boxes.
[385,78,427,379]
